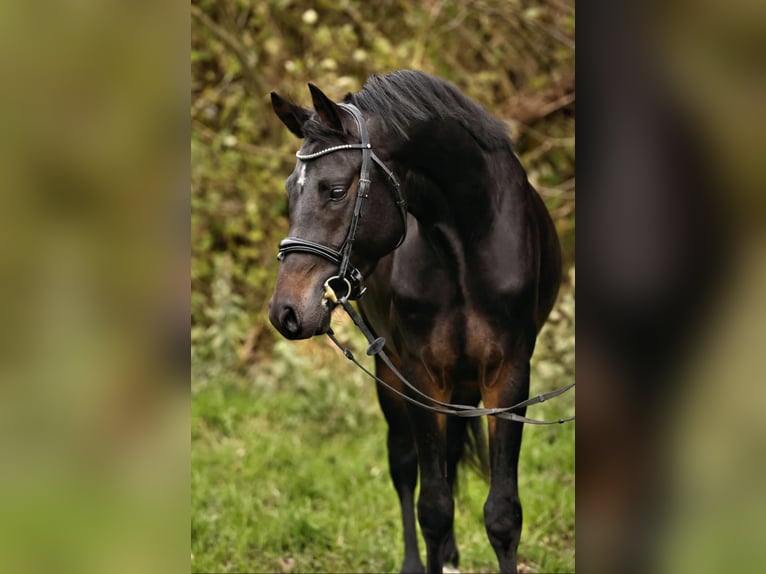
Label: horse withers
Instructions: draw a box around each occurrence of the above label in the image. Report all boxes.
[268,70,564,574]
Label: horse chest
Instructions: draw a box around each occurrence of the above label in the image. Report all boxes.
[385,225,510,379]
[394,303,505,376]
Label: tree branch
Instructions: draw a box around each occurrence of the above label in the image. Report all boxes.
[191,3,263,97]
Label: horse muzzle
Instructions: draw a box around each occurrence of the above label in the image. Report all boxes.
[268,257,335,340]
[268,294,332,340]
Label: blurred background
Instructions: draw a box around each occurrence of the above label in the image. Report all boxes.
[191,1,575,572]
[577,1,766,574]
[0,2,189,574]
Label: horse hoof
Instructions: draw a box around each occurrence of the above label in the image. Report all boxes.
[399,561,425,574]
[443,564,460,574]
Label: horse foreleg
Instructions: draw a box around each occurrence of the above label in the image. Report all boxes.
[403,364,453,574]
[441,415,473,570]
[482,361,529,574]
[375,358,424,574]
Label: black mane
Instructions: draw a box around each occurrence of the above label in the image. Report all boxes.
[303,70,511,151]
[351,70,510,150]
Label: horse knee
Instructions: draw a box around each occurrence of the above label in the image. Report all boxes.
[417,485,454,542]
[484,494,522,549]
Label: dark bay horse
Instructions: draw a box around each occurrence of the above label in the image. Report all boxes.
[268,70,563,574]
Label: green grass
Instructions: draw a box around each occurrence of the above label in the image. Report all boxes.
[192,290,574,573]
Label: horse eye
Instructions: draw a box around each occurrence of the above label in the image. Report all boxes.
[329,186,347,201]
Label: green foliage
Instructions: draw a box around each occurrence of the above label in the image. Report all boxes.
[191,253,250,374]
[191,0,575,359]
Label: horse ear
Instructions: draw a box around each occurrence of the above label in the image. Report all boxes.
[271,92,311,138]
[308,83,344,132]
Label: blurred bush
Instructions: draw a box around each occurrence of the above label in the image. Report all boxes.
[191,0,575,368]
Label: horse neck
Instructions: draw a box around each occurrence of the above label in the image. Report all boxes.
[393,119,529,238]
[385,119,544,302]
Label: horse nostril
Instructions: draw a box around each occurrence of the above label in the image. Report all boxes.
[279,304,301,336]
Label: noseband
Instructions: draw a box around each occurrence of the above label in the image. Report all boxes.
[277,103,407,300]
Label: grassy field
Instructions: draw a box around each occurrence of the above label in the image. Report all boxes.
[192,285,574,573]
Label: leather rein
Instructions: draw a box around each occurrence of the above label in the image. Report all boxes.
[277,103,574,425]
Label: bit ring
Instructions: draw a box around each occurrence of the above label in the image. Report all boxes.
[323,276,352,304]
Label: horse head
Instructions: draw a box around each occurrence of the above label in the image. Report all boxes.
[268,84,405,339]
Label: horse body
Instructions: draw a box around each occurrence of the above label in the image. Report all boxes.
[269,71,562,573]
[360,132,561,574]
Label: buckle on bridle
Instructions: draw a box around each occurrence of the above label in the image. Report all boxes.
[322,269,366,306]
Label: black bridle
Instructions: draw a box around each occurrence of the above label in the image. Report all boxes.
[276,103,574,425]
[277,103,407,301]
